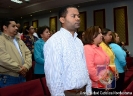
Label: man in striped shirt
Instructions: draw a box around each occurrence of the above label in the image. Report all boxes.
[44,5,92,96]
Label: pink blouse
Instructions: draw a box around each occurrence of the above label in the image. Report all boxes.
[84,44,110,88]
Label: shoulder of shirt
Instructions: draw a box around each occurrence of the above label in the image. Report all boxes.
[0,35,3,38]
[33,35,38,39]
[0,33,19,41]
[76,37,82,42]
[84,44,94,50]
[44,31,61,46]
[99,42,105,46]
[0,35,4,41]
[47,31,62,41]
[100,42,110,49]
[84,45,97,54]
[35,39,44,44]
[109,43,120,48]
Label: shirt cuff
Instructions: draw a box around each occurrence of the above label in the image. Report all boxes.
[86,84,92,95]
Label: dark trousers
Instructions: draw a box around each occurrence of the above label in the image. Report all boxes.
[115,72,125,92]
[34,74,45,79]
[109,72,125,96]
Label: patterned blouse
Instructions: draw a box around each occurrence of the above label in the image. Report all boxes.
[22,35,38,53]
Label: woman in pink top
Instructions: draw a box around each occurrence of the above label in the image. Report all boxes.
[83,26,110,96]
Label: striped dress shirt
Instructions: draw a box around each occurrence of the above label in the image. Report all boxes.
[44,28,92,96]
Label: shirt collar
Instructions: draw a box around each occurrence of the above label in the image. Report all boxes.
[60,28,78,39]
[100,41,110,48]
[2,33,20,40]
[91,44,101,49]
[40,38,45,42]
[91,44,98,48]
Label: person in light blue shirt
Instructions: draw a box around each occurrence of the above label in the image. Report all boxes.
[109,32,126,92]
[44,5,92,96]
[34,26,50,79]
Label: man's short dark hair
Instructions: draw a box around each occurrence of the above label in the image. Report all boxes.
[1,18,16,32]
[58,5,77,18]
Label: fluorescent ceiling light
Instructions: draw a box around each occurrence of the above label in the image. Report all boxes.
[25,0,30,1]
[11,0,23,4]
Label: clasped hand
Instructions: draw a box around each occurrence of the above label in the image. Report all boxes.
[19,66,28,77]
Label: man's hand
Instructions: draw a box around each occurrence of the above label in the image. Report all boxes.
[19,66,28,77]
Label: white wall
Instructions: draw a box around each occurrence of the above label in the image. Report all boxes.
[20,0,133,56]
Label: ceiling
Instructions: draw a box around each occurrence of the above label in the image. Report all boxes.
[0,0,129,19]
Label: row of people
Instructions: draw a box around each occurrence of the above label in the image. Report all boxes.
[0,18,51,88]
[43,5,127,96]
[0,5,127,96]
[21,25,51,79]
[83,27,126,96]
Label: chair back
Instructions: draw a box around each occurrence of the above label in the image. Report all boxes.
[0,79,44,96]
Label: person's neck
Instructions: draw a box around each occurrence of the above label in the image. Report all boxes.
[64,28,75,37]
[70,31,75,37]
[104,41,109,45]
[42,38,47,42]
[28,33,33,37]
[67,29,75,37]
[93,42,99,47]
[4,32,15,38]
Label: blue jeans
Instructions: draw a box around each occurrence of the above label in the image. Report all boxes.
[0,74,26,88]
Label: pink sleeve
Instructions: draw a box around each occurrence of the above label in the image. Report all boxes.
[84,45,99,81]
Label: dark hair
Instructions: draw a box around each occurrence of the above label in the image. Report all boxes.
[23,25,31,35]
[58,5,77,18]
[37,26,50,38]
[118,42,123,46]
[101,28,111,42]
[1,18,16,32]
[83,26,101,45]
[102,28,111,35]
[77,31,84,40]
[110,32,117,43]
